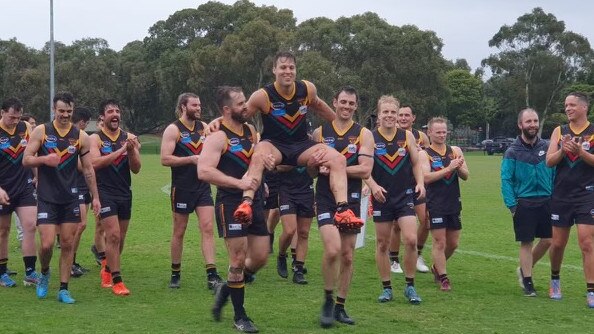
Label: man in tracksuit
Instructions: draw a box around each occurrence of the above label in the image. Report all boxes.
[501,108,554,297]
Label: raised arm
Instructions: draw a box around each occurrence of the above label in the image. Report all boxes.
[89,133,127,170]
[304,81,335,123]
[126,133,142,174]
[546,126,564,167]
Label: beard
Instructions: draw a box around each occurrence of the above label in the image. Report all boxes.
[231,110,247,124]
[521,127,538,140]
[186,111,199,121]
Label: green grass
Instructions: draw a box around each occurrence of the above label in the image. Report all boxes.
[3,151,591,333]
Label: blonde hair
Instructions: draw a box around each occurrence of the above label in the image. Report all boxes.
[377,95,400,112]
[427,116,447,130]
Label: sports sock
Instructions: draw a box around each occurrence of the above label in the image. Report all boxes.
[294,261,305,272]
[111,271,122,284]
[290,248,297,262]
[587,283,594,293]
[335,296,346,309]
[241,196,253,205]
[405,277,415,287]
[523,276,533,287]
[0,258,7,275]
[228,280,246,320]
[24,256,36,276]
[336,202,349,213]
[551,270,560,280]
[98,251,106,261]
[382,280,392,290]
[171,263,181,278]
[439,274,448,283]
[324,289,333,300]
[269,232,274,251]
[389,251,399,263]
[417,245,424,256]
[41,267,50,275]
[60,282,68,290]
[205,263,217,276]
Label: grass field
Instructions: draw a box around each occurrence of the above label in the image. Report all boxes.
[3,149,591,333]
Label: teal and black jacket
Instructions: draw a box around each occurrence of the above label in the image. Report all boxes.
[500,136,554,209]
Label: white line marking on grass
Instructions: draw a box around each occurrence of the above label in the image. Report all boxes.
[455,249,582,271]
[363,234,581,271]
[161,183,171,195]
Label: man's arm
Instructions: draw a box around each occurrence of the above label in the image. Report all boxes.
[500,150,517,210]
[453,146,469,180]
[346,128,374,180]
[197,131,257,191]
[79,131,101,215]
[407,131,425,200]
[126,133,142,174]
[546,126,564,167]
[89,133,127,170]
[0,186,9,205]
[304,81,335,122]
[160,124,198,167]
[23,125,60,168]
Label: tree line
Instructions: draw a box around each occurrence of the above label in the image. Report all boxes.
[1,2,593,139]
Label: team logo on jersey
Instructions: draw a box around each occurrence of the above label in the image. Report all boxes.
[582,140,591,151]
[324,137,336,148]
[397,147,406,157]
[0,137,9,149]
[20,139,28,147]
[44,135,57,149]
[375,143,387,155]
[101,141,113,154]
[271,102,287,116]
[229,137,243,152]
[538,150,545,156]
[298,105,308,115]
[180,131,191,144]
[67,145,76,154]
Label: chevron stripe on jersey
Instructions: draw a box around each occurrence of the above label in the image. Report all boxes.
[373,128,410,175]
[0,121,29,164]
[261,80,310,142]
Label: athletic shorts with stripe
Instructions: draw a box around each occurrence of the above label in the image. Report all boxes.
[215,194,267,238]
[37,199,81,225]
[170,184,213,214]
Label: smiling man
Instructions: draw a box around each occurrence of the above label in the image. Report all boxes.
[90,99,141,296]
[546,92,594,307]
[231,51,363,240]
[501,108,553,297]
[23,92,101,303]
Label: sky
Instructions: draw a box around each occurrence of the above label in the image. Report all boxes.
[2,0,593,72]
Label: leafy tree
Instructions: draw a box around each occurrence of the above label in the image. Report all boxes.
[483,7,594,136]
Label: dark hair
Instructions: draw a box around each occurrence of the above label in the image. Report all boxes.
[175,93,199,117]
[334,86,358,102]
[215,86,243,112]
[72,106,92,123]
[273,51,296,67]
[567,91,590,107]
[98,99,120,116]
[1,97,23,112]
[400,104,414,113]
[53,92,74,107]
[517,108,538,123]
[20,113,36,122]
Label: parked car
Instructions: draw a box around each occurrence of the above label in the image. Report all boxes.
[484,137,514,155]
